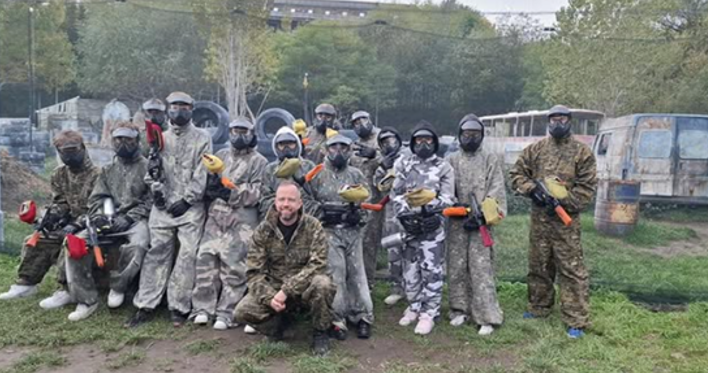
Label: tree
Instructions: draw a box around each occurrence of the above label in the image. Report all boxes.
[76,2,207,102]
[268,25,397,121]
[195,0,276,120]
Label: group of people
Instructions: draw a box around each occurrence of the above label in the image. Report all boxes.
[0,91,597,356]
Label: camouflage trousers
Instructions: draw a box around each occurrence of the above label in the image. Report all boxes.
[235,275,335,336]
[17,234,66,288]
[65,221,149,306]
[362,202,385,287]
[402,227,446,318]
[191,217,254,326]
[446,220,503,326]
[383,204,404,296]
[527,212,590,329]
[133,208,206,314]
[326,227,374,328]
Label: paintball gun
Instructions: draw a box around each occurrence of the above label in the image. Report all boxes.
[103,197,116,226]
[202,154,237,190]
[84,215,105,268]
[442,195,495,248]
[534,179,572,227]
[19,201,68,247]
[145,120,166,209]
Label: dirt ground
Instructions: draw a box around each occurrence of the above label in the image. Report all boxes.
[1,152,52,214]
[641,222,708,258]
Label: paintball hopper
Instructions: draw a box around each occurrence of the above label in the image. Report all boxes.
[275,158,302,178]
[405,188,436,208]
[202,154,237,190]
[19,201,37,224]
[338,184,370,204]
[481,197,503,226]
[293,119,307,138]
[325,128,339,139]
[377,170,395,192]
[145,120,164,151]
[544,176,569,200]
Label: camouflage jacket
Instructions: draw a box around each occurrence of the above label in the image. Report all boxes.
[350,128,382,200]
[509,135,597,215]
[88,154,151,222]
[247,206,329,305]
[303,122,341,164]
[392,154,456,215]
[309,159,370,217]
[259,158,318,218]
[144,121,212,207]
[207,147,267,229]
[446,145,507,216]
[50,155,100,228]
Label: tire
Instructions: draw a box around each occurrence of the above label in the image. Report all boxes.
[193,101,230,145]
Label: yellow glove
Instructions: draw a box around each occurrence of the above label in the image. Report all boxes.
[325,128,339,139]
[274,158,302,178]
[338,184,370,203]
[544,176,569,199]
[481,197,503,226]
[377,170,395,193]
[405,188,436,208]
[293,119,307,138]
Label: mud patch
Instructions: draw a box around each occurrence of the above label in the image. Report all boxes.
[1,152,52,214]
[640,222,708,258]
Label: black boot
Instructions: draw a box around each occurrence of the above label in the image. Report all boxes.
[357,320,371,339]
[170,310,188,328]
[124,309,153,329]
[312,330,330,356]
[329,325,347,341]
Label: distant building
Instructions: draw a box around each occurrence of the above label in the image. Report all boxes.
[268,0,380,29]
[36,96,108,145]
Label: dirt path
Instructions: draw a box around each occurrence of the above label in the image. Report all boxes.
[641,221,708,258]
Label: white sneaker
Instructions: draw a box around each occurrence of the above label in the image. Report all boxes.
[398,308,419,326]
[414,314,435,335]
[450,314,468,327]
[194,313,209,325]
[39,290,74,309]
[384,294,404,306]
[68,303,99,321]
[213,319,228,331]
[0,284,37,300]
[107,290,124,309]
[478,325,495,336]
[244,325,258,334]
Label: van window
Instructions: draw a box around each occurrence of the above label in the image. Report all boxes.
[596,133,612,156]
[677,117,708,159]
[637,130,672,159]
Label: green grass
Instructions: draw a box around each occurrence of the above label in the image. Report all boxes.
[185,337,224,355]
[0,351,65,373]
[2,218,34,256]
[292,355,357,373]
[106,349,146,370]
[494,214,707,302]
[641,204,708,223]
[229,357,267,373]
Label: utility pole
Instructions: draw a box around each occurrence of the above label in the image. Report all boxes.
[27,3,35,152]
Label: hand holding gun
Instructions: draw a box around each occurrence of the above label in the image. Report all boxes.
[443,195,494,248]
[533,180,573,226]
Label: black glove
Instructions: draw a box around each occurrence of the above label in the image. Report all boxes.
[344,209,362,226]
[399,215,422,236]
[530,186,548,208]
[167,199,191,218]
[206,184,231,202]
[62,223,80,236]
[421,215,441,233]
[112,215,134,233]
[463,216,481,232]
[206,173,221,189]
[381,154,397,170]
[91,215,111,230]
[356,145,377,159]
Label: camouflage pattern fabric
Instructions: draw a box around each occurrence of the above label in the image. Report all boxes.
[309,160,374,327]
[509,135,597,329]
[303,123,341,164]
[445,145,506,326]
[350,127,384,287]
[66,154,151,305]
[66,222,149,305]
[234,207,335,333]
[16,157,99,286]
[392,153,455,318]
[134,121,212,314]
[191,147,267,325]
[373,154,405,296]
[259,159,318,219]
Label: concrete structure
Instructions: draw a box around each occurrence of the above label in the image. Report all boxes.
[268,0,380,29]
[36,96,108,145]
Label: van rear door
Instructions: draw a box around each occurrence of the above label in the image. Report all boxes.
[674,117,708,202]
[630,116,675,198]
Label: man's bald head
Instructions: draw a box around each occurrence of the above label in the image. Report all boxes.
[275,181,302,225]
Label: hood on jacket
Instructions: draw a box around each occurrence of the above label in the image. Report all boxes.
[377,126,402,149]
[409,120,439,154]
[272,126,302,158]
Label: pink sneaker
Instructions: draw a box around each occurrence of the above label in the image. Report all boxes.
[398,308,418,326]
[414,314,435,335]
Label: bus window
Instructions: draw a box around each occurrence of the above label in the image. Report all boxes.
[587,120,598,135]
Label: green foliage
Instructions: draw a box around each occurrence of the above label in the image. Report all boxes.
[0,350,65,373]
[76,2,207,101]
[3,218,34,256]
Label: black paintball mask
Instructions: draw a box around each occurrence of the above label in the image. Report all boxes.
[379,132,401,156]
[548,115,572,139]
[459,119,484,153]
[168,103,193,126]
[112,127,141,159]
[275,133,300,160]
[353,117,374,139]
[146,109,166,127]
[58,144,86,169]
[412,129,436,159]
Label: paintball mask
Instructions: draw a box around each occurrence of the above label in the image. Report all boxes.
[58,145,86,169]
[112,127,140,159]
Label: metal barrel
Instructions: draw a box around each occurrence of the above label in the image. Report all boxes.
[594,179,641,236]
